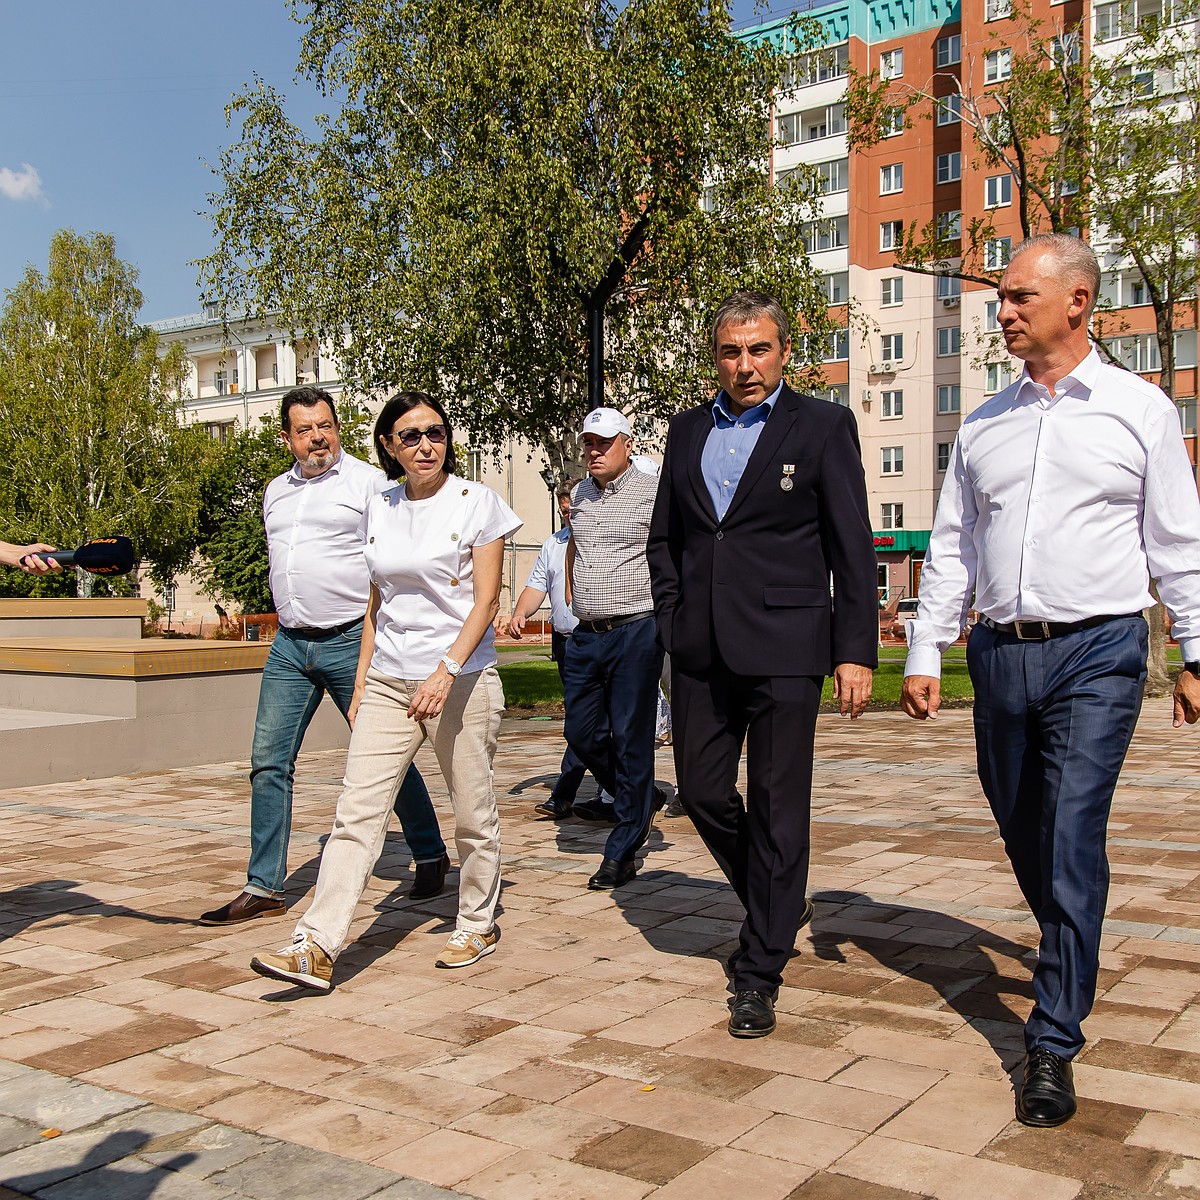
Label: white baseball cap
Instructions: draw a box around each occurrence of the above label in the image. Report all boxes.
[578,407,632,441]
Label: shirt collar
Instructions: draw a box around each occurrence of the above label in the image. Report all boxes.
[1015,348,1100,405]
[591,463,637,494]
[711,380,783,428]
[289,448,345,484]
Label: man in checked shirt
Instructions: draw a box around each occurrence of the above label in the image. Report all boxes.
[564,407,667,890]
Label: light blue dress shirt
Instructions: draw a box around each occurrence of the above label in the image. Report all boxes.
[700,382,783,521]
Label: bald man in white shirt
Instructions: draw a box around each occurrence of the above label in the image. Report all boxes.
[200,387,448,926]
[903,234,1200,1128]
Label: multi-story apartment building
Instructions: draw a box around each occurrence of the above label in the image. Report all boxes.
[744,0,1198,602]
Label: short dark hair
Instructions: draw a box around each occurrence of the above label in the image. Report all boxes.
[373,390,459,481]
[281,386,339,431]
[555,476,582,502]
[711,290,791,353]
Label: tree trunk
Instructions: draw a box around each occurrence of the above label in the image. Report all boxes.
[76,565,93,599]
[1145,588,1170,697]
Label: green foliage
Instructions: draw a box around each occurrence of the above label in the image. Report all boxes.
[200,0,835,481]
[0,230,213,596]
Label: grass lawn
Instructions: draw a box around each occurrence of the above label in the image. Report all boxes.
[498,644,976,712]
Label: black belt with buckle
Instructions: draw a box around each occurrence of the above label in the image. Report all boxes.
[978,612,1141,641]
[574,611,654,634]
[283,617,362,639]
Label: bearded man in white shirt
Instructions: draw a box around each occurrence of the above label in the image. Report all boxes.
[903,234,1200,1128]
[200,387,448,926]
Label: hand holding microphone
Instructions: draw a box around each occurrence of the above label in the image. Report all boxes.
[15,536,136,577]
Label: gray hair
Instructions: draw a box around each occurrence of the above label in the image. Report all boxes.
[710,290,791,353]
[1007,233,1101,316]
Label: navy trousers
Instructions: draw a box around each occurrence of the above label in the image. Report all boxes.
[672,665,822,996]
[562,616,663,862]
[548,629,588,803]
[968,616,1147,1059]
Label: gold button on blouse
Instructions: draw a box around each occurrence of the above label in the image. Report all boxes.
[450,577,459,586]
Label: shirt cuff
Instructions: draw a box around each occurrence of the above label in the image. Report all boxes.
[1177,636,1200,664]
[904,644,943,679]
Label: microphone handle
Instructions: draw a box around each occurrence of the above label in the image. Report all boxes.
[31,550,77,567]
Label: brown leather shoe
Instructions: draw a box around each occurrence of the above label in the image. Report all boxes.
[410,853,451,900]
[199,892,285,925]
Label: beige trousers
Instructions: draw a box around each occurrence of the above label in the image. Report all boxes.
[296,666,504,959]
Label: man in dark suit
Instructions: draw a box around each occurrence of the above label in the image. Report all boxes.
[648,289,878,1038]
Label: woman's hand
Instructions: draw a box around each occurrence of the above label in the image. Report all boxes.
[407,665,456,721]
[348,686,365,729]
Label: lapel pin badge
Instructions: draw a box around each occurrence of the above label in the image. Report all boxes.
[780,464,795,492]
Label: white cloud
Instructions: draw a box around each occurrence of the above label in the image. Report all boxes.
[0,163,45,203]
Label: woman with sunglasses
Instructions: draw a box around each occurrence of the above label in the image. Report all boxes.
[251,390,521,988]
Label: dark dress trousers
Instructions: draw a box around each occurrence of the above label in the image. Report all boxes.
[648,384,878,993]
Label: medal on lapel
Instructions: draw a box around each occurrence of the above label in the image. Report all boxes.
[780,464,795,492]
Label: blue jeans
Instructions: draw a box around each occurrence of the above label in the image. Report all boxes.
[562,616,663,861]
[246,622,446,897]
[968,615,1147,1059]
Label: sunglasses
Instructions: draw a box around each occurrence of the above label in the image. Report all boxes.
[389,423,448,448]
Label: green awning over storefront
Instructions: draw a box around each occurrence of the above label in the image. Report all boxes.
[871,530,931,555]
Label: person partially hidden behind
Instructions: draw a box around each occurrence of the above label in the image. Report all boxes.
[648,289,877,1039]
[903,234,1200,1127]
[200,387,449,928]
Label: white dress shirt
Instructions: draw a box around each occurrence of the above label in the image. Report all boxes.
[907,350,1200,677]
[525,528,577,635]
[263,451,386,630]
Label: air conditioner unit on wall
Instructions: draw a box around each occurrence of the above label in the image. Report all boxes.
[942,297,960,308]
[870,361,896,375]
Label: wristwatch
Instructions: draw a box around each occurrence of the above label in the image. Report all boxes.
[440,654,463,677]
[1185,661,1200,679]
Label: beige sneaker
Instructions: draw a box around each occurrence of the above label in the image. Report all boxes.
[251,932,333,991]
[436,926,500,969]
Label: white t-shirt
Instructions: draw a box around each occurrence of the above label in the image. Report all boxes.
[362,475,522,678]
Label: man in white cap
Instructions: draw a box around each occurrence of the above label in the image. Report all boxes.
[564,407,666,889]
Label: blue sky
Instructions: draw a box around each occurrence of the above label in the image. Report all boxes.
[1,0,784,323]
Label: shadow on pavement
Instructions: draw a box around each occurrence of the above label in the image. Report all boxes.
[3,1131,196,1198]
[0,881,195,943]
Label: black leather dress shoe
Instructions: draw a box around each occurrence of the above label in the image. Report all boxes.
[1016,1047,1076,1127]
[587,857,637,890]
[534,797,573,819]
[728,990,776,1038]
[572,799,617,822]
[410,853,451,900]
[199,892,285,925]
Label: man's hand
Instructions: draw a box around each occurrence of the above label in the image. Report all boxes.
[507,611,528,639]
[901,675,941,720]
[833,663,873,720]
[1172,670,1200,727]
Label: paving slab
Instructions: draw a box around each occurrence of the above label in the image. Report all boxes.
[0,708,1198,1197]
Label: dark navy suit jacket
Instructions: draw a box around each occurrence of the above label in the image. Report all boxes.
[647,383,879,678]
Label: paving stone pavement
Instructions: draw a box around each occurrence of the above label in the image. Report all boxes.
[1,707,1199,1199]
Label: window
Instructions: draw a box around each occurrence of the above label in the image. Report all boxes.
[937,274,962,299]
[204,420,235,445]
[882,107,906,137]
[777,112,802,146]
[802,216,849,252]
[214,369,228,396]
[824,385,850,407]
[985,174,1013,207]
[938,326,961,356]
[936,210,962,241]
[937,384,962,413]
[880,163,904,194]
[881,277,904,306]
[1178,397,1197,437]
[880,48,904,79]
[985,300,1001,330]
[936,94,962,124]
[784,44,850,87]
[985,49,1013,82]
[822,272,849,304]
[1096,1,1128,40]
[463,450,484,482]
[986,361,1014,392]
[1104,333,1162,373]
[882,447,905,475]
[986,0,1012,19]
[937,152,962,183]
[816,158,849,194]
[936,34,962,66]
[700,185,717,213]
[880,220,906,251]
[1049,33,1081,65]
[937,442,952,472]
[271,362,279,384]
[882,389,904,418]
[823,328,851,362]
[881,503,905,530]
[797,103,847,142]
[881,333,904,361]
[985,236,1012,270]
